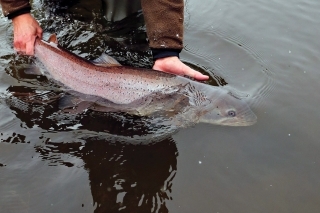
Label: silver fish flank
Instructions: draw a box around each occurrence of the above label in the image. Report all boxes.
[34,34,257,126]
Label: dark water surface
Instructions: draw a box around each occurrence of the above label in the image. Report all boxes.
[1,0,320,212]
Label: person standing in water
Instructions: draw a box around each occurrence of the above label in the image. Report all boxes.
[0,0,209,81]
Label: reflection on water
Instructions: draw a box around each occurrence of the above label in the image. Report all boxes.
[0,130,178,212]
[36,137,178,212]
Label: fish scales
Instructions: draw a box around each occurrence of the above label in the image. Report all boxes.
[35,40,186,104]
[34,35,257,126]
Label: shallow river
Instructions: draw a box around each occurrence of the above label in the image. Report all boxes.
[1,0,320,212]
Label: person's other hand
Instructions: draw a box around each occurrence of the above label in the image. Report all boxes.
[153,56,209,81]
[12,13,43,55]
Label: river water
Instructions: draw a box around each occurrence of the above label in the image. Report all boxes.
[1,0,320,212]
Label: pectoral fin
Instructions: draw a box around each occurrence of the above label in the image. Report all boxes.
[58,94,94,114]
[91,53,122,67]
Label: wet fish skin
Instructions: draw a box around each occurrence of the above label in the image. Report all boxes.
[34,35,257,126]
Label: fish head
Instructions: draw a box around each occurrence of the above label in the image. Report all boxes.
[199,91,257,126]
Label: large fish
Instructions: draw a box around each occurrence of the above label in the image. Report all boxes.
[34,34,257,126]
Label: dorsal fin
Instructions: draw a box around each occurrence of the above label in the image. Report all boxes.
[91,53,122,67]
[48,34,58,44]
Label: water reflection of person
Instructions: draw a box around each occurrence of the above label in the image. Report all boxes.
[35,131,179,212]
[77,137,178,213]
[0,0,208,80]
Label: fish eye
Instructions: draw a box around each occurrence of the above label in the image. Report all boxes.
[227,110,236,117]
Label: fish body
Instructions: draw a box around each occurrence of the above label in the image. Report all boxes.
[34,35,257,126]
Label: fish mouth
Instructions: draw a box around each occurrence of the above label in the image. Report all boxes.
[221,113,257,126]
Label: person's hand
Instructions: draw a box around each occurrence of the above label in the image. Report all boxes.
[153,56,209,81]
[12,13,43,55]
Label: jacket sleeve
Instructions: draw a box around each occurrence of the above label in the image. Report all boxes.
[0,0,31,19]
[141,0,184,59]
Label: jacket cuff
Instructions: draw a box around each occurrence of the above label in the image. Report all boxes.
[151,48,181,60]
[7,7,31,19]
